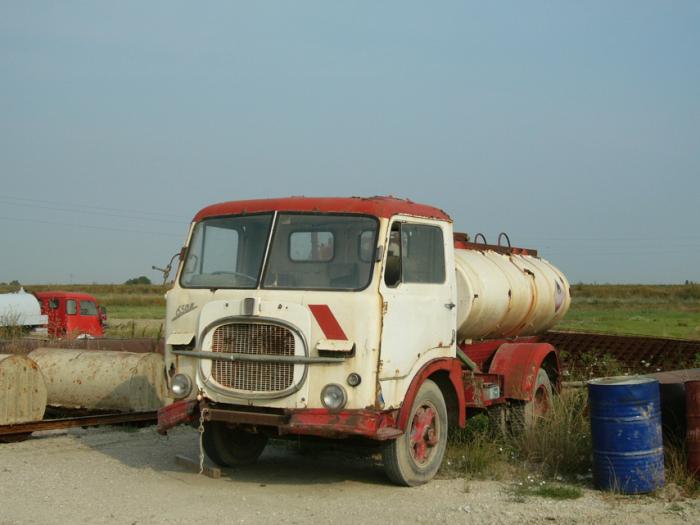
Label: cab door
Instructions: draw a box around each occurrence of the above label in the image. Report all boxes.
[378,217,456,380]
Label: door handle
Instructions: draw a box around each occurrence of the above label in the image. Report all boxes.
[445,302,456,310]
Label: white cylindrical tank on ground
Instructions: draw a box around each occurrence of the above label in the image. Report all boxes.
[0,288,47,327]
[28,348,168,412]
[455,248,570,341]
[0,354,47,425]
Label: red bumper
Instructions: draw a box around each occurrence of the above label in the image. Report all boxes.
[157,399,197,434]
[279,408,402,440]
[159,400,402,441]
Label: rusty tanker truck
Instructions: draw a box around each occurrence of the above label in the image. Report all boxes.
[158,196,570,485]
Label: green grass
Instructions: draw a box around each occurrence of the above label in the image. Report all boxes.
[558,284,700,340]
[507,480,583,501]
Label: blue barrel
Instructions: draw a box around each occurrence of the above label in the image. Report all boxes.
[588,376,664,494]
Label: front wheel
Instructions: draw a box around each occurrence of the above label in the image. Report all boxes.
[202,422,268,467]
[382,379,448,486]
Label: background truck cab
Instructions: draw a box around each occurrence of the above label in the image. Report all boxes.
[35,291,106,338]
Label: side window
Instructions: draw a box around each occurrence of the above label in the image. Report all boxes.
[384,222,446,286]
[49,299,59,309]
[80,300,98,316]
[384,224,402,287]
[402,224,446,283]
[66,299,77,315]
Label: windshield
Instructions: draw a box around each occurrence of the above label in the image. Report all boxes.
[263,214,378,290]
[180,212,378,290]
[180,214,273,289]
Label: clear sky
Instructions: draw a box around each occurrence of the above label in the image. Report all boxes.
[1,1,699,284]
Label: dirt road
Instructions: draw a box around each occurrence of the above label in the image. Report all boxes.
[0,426,697,524]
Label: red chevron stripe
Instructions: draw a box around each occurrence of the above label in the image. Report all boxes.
[308,304,348,340]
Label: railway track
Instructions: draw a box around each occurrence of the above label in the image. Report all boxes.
[0,411,157,442]
[542,330,700,377]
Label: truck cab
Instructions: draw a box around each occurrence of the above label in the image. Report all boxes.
[35,291,106,339]
[160,196,567,485]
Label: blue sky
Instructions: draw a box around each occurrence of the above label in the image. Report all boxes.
[1,1,699,284]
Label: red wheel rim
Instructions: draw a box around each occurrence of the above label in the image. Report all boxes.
[409,402,439,464]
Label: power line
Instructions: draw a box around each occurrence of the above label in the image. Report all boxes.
[0,194,190,220]
[0,199,187,224]
[0,216,184,238]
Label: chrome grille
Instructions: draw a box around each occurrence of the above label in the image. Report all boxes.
[211,323,295,392]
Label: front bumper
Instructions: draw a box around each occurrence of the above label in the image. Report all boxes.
[157,399,402,441]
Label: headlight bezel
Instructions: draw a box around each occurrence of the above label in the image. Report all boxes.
[171,373,193,399]
[320,383,347,410]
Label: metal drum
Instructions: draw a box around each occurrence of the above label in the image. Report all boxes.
[686,380,700,478]
[588,376,664,493]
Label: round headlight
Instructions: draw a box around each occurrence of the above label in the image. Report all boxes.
[321,384,347,410]
[171,373,192,399]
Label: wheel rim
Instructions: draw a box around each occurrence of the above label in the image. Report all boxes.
[409,402,440,465]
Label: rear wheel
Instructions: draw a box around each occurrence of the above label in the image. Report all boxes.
[510,368,553,430]
[202,422,268,467]
[382,379,448,486]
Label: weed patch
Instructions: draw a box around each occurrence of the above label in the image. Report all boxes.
[662,438,700,499]
[442,413,511,480]
[507,477,583,501]
[509,389,592,480]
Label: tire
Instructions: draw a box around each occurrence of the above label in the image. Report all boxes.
[202,421,268,467]
[510,368,553,430]
[382,379,448,486]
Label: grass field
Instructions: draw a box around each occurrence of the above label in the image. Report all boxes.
[557,284,700,340]
[3,282,698,340]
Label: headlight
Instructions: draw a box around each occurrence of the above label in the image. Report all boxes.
[171,373,192,399]
[321,384,347,410]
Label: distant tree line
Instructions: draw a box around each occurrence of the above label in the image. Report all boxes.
[124,276,152,285]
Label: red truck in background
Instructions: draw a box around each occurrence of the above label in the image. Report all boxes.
[34,291,106,338]
[0,288,106,339]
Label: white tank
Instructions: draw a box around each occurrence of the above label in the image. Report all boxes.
[455,248,570,341]
[0,288,47,327]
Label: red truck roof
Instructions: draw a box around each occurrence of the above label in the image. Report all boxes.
[34,291,99,302]
[193,196,452,222]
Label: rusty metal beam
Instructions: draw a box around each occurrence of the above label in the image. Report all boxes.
[203,408,289,427]
[0,411,157,437]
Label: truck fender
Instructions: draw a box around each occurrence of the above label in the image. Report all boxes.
[397,358,465,431]
[488,343,559,402]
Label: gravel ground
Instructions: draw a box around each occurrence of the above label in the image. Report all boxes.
[0,426,698,525]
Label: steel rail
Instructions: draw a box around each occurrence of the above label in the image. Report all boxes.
[0,411,157,437]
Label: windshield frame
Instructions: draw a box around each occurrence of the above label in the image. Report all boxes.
[179,211,381,292]
[178,212,275,290]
